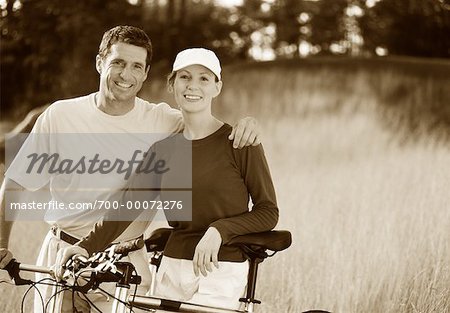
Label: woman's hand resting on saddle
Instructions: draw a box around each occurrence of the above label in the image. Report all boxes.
[193,227,222,277]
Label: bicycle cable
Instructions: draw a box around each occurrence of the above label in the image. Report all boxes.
[78,290,103,313]
[128,268,139,313]
[95,284,138,313]
[16,277,57,313]
[72,264,137,313]
[4,251,142,312]
[73,261,140,313]
[21,282,41,313]
[68,264,104,313]
[44,285,73,313]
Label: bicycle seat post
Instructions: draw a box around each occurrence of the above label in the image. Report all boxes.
[231,231,292,313]
[240,256,263,313]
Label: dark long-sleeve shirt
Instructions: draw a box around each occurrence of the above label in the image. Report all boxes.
[78,124,279,261]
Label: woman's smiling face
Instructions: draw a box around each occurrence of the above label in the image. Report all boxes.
[173,64,222,114]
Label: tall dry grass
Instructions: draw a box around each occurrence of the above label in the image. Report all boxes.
[257,117,450,313]
[143,57,450,312]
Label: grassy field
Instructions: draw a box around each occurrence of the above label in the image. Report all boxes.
[1,56,450,312]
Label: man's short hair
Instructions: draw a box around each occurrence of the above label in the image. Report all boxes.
[98,25,153,68]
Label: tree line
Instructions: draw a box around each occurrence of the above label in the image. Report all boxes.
[1,0,449,118]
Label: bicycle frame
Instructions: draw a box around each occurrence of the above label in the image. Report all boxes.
[129,295,245,313]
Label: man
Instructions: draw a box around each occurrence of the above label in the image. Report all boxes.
[0,25,259,312]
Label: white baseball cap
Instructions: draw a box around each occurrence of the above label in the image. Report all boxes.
[172,48,222,80]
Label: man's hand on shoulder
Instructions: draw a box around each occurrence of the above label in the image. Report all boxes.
[229,117,261,149]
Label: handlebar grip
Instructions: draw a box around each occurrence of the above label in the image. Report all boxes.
[4,259,18,278]
[3,259,33,285]
[114,238,144,255]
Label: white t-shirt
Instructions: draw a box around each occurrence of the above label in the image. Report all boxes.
[6,93,183,240]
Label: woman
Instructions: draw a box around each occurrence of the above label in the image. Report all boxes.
[70,48,279,310]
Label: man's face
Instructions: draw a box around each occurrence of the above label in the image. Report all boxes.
[96,42,149,103]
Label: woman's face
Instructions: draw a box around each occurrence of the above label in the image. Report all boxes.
[173,64,222,114]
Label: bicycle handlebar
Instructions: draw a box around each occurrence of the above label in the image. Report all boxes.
[3,241,143,290]
[17,263,54,275]
[4,259,42,285]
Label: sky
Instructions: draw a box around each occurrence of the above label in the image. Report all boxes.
[215,0,243,7]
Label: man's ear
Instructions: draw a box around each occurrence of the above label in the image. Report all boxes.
[144,65,150,80]
[95,55,103,74]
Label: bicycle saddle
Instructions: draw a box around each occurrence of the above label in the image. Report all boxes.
[145,228,292,256]
[227,230,292,252]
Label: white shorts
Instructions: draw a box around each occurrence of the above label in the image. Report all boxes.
[153,256,249,310]
[33,230,151,313]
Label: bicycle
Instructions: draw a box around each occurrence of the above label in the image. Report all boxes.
[2,228,321,313]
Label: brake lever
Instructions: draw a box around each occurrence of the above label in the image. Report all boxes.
[89,249,122,274]
[64,250,125,292]
[62,254,90,279]
[94,259,117,273]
